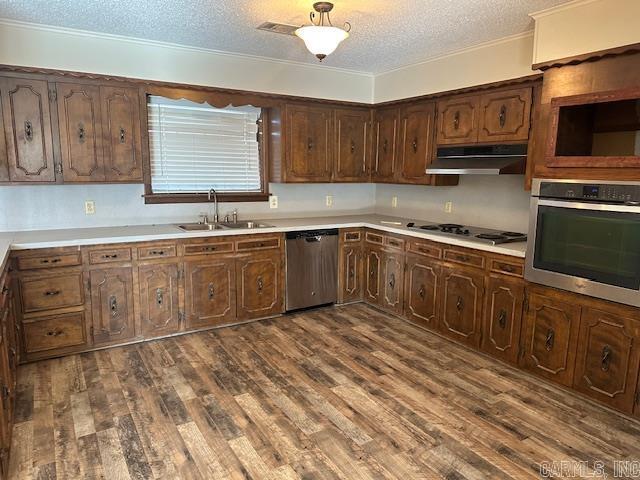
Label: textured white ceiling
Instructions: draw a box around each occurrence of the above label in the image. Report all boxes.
[0,0,571,73]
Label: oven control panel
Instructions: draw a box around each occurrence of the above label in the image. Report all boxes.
[539,182,640,203]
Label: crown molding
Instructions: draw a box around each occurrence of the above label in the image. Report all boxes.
[0,18,373,78]
[529,0,600,20]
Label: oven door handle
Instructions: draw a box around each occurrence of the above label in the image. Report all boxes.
[537,199,640,213]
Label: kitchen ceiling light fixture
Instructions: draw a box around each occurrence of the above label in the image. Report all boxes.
[295,2,351,62]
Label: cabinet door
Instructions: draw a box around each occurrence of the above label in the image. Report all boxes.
[440,266,484,348]
[404,254,439,330]
[480,276,524,364]
[90,267,135,345]
[334,108,370,182]
[381,251,404,315]
[285,104,332,182]
[0,87,8,182]
[398,102,435,184]
[364,247,382,305]
[339,244,363,303]
[236,252,283,320]
[100,86,143,182]
[478,87,532,143]
[0,78,56,182]
[138,263,180,338]
[372,107,399,182]
[185,259,236,329]
[522,289,581,386]
[436,95,480,145]
[56,82,105,182]
[573,307,640,413]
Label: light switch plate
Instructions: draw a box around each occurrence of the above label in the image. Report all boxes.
[391,196,398,208]
[269,196,278,209]
[445,201,453,213]
[85,201,96,215]
[326,195,333,207]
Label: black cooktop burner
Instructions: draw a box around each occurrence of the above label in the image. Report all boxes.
[438,224,463,229]
[419,225,440,231]
[502,232,526,237]
[476,233,507,240]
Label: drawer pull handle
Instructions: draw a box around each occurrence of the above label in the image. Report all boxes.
[411,138,418,154]
[418,285,425,299]
[545,329,555,351]
[46,330,62,337]
[78,123,86,143]
[44,290,61,296]
[102,254,119,259]
[388,273,395,290]
[601,345,612,372]
[208,283,215,300]
[501,264,514,273]
[499,105,507,128]
[257,277,264,293]
[24,120,34,141]
[307,138,313,151]
[453,111,460,130]
[41,258,62,264]
[150,250,165,256]
[456,296,464,312]
[119,127,126,144]
[370,268,375,277]
[350,140,356,154]
[382,138,388,154]
[497,309,507,329]
[349,268,355,278]
[203,246,217,252]
[156,288,164,306]
[109,295,119,317]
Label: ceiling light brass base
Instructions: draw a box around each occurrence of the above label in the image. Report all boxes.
[313,2,334,13]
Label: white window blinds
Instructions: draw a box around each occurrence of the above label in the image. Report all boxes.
[148,96,262,193]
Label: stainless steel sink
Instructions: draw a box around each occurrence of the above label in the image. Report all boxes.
[218,221,273,229]
[176,223,227,231]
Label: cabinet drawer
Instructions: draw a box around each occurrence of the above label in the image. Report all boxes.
[89,247,132,265]
[342,230,362,243]
[137,244,177,260]
[17,251,81,270]
[443,248,485,268]
[365,232,384,245]
[20,273,84,313]
[184,241,234,256]
[407,240,442,259]
[236,236,281,252]
[23,313,87,353]
[489,258,524,278]
[384,236,405,250]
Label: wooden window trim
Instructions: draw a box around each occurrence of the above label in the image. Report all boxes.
[141,87,272,204]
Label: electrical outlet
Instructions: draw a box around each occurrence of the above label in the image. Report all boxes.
[85,201,96,215]
[269,195,278,209]
[326,195,333,207]
[444,201,453,213]
[391,196,398,208]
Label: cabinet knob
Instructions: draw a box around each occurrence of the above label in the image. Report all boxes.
[307,138,313,151]
[208,283,215,301]
[44,290,61,296]
[412,138,418,154]
[545,329,555,351]
[119,127,126,144]
[109,295,119,317]
[497,309,507,329]
[499,105,507,128]
[350,140,356,154]
[24,120,34,141]
[453,111,460,130]
[257,277,264,293]
[388,273,395,290]
[456,296,464,312]
[601,345,612,372]
[382,139,388,154]
[156,288,164,306]
[78,123,86,143]
[418,285,425,300]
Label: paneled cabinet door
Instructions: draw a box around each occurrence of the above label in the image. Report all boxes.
[100,86,143,182]
[334,108,370,182]
[522,289,581,387]
[56,82,105,182]
[0,90,8,182]
[90,267,136,345]
[340,245,363,303]
[436,95,480,145]
[236,252,283,321]
[0,77,56,182]
[404,254,439,330]
[285,104,332,182]
[480,276,524,364]
[0,309,11,454]
[381,251,404,315]
[185,259,236,329]
[478,87,532,143]
[372,107,399,182]
[364,247,382,305]
[399,102,435,184]
[573,307,640,413]
[440,266,484,348]
[138,263,180,338]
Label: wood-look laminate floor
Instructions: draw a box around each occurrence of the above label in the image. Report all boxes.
[8,303,640,479]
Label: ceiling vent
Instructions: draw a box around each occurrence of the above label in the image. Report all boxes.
[257,22,300,36]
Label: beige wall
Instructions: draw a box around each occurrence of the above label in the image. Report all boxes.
[373,33,536,103]
[0,20,373,103]
[531,0,640,65]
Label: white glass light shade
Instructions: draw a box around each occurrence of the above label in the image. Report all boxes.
[295,25,349,59]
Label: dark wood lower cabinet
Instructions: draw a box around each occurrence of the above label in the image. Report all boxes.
[380,251,404,315]
[185,258,236,329]
[236,252,283,321]
[138,263,180,338]
[339,244,364,303]
[364,247,382,305]
[480,275,524,364]
[404,254,440,329]
[573,307,640,413]
[439,266,484,348]
[89,267,136,345]
[521,288,581,387]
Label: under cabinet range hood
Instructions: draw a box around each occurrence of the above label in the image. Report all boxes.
[426,144,528,175]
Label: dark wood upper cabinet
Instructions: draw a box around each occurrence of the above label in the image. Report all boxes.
[404,253,440,330]
[0,96,8,182]
[522,288,581,387]
[89,267,136,346]
[398,102,435,184]
[478,87,532,143]
[138,262,180,338]
[372,107,400,182]
[56,82,105,182]
[185,258,236,329]
[334,108,370,182]
[0,77,56,182]
[573,307,640,413]
[284,104,333,182]
[439,265,484,348]
[436,95,480,145]
[100,86,143,182]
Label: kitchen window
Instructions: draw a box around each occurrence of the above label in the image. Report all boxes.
[144,95,268,203]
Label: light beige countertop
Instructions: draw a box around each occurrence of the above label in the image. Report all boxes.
[0,215,527,264]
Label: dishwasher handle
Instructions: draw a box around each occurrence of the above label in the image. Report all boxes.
[286,229,338,240]
[305,236,322,243]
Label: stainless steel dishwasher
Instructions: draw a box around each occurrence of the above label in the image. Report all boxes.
[285,229,338,311]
